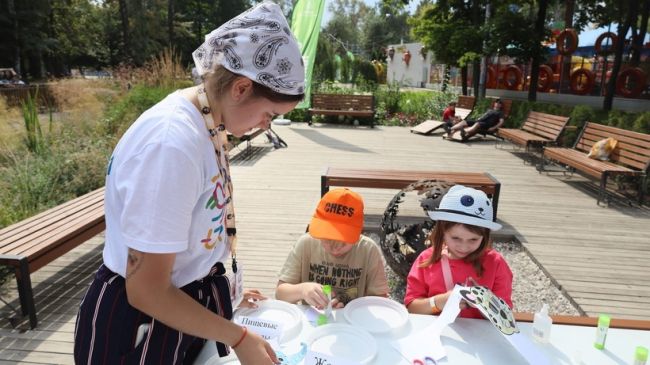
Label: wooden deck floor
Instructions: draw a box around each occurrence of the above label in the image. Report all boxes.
[1,123,649,363]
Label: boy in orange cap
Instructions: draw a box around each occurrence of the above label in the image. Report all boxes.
[276,188,389,309]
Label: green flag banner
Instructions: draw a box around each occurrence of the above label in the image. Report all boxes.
[291,0,325,109]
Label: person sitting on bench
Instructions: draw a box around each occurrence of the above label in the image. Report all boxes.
[446,99,504,141]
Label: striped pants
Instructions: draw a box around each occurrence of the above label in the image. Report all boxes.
[74,263,233,365]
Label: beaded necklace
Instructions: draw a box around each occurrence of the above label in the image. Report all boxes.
[196,84,238,271]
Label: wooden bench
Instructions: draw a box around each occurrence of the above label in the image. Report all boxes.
[542,122,650,204]
[321,167,501,220]
[0,188,105,328]
[227,128,266,156]
[309,93,375,127]
[497,111,570,155]
[411,95,476,135]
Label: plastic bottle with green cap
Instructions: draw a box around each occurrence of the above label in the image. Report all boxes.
[593,314,610,349]
[635,346,648,365]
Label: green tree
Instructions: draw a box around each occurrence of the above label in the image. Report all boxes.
[361,2,410,60]
[577,0,641,110]
[410,1,482,95]
[323,0,372,55]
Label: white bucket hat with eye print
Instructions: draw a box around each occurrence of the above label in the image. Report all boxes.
[427,185,502,231]
[192,1,305,96]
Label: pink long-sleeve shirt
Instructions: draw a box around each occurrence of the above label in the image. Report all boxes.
[404,247,513,319]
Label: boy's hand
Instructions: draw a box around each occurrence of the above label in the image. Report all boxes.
[331,297,344,309]
[301,282,329,309]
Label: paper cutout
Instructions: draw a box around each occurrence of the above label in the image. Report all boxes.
[459,285,519,335]
[458,285,552,365]
[276,343,308,365]
[391,286,465,362]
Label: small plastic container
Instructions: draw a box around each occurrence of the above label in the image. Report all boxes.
[635,346,648,365]
[532,303,552,343]
[593,314,610,350]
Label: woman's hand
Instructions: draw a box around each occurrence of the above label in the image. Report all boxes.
[300,282,329,309]
[238,289,267,309]
[234,330,279,365]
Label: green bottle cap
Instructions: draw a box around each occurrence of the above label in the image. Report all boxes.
[637,346,649,361]
[598,314,611,327]
[323,285,332,296]
[317,314,328,326]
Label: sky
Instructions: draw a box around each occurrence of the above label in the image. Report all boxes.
[322,0,420,26]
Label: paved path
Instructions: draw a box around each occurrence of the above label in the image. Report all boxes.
[1,123,649,363]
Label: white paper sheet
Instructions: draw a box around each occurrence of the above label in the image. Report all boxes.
[390,286,465,362]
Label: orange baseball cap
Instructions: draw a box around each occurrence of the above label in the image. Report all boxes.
[309,188,364,244]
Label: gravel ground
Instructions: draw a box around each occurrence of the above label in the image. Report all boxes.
[370,233,582,316]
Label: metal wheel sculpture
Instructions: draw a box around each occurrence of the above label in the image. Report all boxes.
[379,179,454,279]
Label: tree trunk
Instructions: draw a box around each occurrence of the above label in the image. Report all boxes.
[479,1,492,99]
[472,60,480,97]
[560,0,574,93]
[631,0,649,66]
[528,0,549,102]
[604,2,639,110]
[118,0,131,62]
[168,0,175,47]
[461,65,468,95]
[8,0,22,77]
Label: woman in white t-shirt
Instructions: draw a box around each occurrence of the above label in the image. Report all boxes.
[73,3,304,365]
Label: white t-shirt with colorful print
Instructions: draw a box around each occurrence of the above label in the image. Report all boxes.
[103,91,229,287]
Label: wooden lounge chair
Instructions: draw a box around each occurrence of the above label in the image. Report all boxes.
[411,95,475,135]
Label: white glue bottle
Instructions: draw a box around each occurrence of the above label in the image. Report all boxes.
[532,303,552,342]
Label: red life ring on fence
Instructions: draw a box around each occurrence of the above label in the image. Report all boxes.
[537,65,553,92]
[503,65,522,90]
[556,28,578,56]
[615,67,647,98]
[594,32,618,55]
[569,68,595,95]
[486,65,497,88]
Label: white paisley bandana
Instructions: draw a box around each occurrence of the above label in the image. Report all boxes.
[192,1,305,96]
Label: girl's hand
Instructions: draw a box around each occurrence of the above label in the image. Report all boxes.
[300,282,329,309]
[238,289,267,309]
[438,290,468,310]
[234,331,279,365]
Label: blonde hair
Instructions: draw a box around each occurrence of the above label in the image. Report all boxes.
[203,64,304,103]
[419,220,492,276]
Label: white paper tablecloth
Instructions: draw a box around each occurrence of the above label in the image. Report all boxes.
[195,304,650,365]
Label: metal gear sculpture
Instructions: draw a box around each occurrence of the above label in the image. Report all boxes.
[379,179,454,279]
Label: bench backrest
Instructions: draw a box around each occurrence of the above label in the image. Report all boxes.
[311,93,374,111]
[575,122,650,172]
[521,111,570,141]
[457,95,475,110]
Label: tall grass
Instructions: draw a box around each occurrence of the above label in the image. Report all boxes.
[113,47,187,91]
[0,49,191,230]
[21,89,48,154]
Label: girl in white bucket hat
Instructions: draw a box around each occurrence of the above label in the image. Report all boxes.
[403,185,513,319]
[75,2,303,364]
